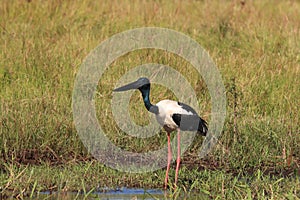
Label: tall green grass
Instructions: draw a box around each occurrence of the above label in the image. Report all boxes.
[0,0,299,199]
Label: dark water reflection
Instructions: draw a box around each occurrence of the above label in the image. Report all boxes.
[37,188,165,200]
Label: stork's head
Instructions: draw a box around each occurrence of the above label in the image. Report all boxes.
[113,77,150,92]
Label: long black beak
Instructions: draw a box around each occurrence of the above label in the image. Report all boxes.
[113,77,150,92]
[113,80,140,92]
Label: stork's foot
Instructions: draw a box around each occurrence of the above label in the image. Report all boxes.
[164,177,168,190]
[164,181,178,191]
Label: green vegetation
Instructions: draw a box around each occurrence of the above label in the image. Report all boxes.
[0,0,299,199]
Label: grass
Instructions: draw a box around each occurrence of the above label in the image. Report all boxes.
[0,0,300,199]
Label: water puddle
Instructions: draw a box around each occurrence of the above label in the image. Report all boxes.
[38,187,165,200]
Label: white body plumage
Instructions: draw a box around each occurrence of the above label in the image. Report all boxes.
[155,99,197,133]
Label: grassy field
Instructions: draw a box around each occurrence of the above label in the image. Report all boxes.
[0,0,299,199]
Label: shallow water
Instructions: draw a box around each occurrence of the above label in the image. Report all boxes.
[37,187,165,200]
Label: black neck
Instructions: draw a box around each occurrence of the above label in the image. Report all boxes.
[139,84,159,114]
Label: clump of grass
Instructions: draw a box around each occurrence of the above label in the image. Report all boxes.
[0,0,299,199]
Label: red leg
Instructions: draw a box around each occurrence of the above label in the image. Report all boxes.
[165,132,172,189]
[175,129,180,186]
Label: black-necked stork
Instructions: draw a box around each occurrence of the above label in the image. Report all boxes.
[113,77,208,189]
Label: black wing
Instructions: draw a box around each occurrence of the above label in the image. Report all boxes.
[177,102,197,115]
[172,113,207,136]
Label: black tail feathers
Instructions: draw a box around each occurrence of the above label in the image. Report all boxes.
[197,117,208,136]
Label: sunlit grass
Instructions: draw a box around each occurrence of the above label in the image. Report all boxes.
[0,0,299,199]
